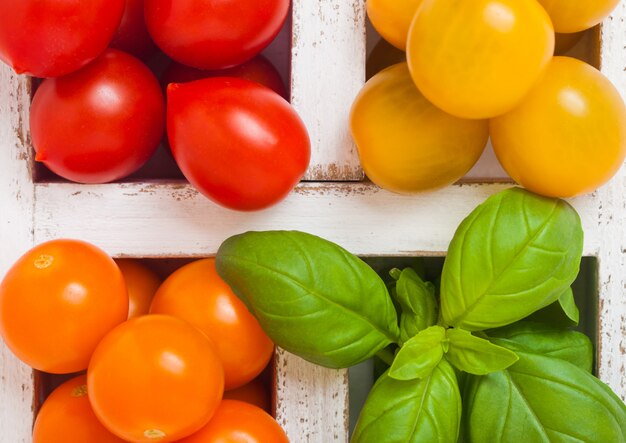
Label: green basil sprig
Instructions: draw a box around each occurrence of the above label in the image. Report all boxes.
[216,230,400,368]
[391,267,438,343]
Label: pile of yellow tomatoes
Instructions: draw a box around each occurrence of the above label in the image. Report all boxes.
[351,0,626,198]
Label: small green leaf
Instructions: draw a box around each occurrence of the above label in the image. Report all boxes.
[392,267,438,342]
[486,321,593,372]
[557,287,580,325]
[389,326,445,380]
[216,231,400,369]
[441,188,583,331]
[352,360,461,443]
[445,328,518,375]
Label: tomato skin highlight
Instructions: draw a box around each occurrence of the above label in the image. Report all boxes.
[150,258,274,390]
[367,0,424,50]
[144,0,290,70]
[491,57,626,198]
[0,0,124,78]
[115,259,161,319]
[109,0,158,59]
[351,63,489,193]
[88,315,225,443]
[0,239,128,373]
[33,375,126,443]
[407,0,555,119]
[30,49,165,184]
[176,400,289,443]
[537,0,621,33]
[166,78,310,211]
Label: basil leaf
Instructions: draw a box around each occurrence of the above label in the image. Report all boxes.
[389,326,445,380]
[463,340,626,443]
[441,188,583,331]
[445,328,518,375]
[393,268,438,342]
[352,360,461,443]
[486,321,593,372]
[216,231,400,369]
[557,287,580,325]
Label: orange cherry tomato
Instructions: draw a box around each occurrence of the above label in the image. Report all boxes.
[150,259,274,390]
[536,0,621,33]
[176,400,289,443]
[223,377,271,412]
[491,57,626,197]
[407,0,554,119]
[350,63,489,193]
[88,315,224,442]
[0,239,127,373]
[366,0,424,50]
[33,375,125,443]
[115,259,161,319]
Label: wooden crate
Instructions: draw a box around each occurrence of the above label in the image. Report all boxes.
[1,1,625,441]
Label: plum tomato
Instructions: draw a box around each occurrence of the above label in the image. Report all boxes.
[223,377,271,412]
[33,375,125,443]
[350,63,489,193]
[0,0,124,77]
[537,0,622,33]
[161,56,287,99]
[109,0,158,59]
[0,239,128,373]
[150,259,274,390]
[175,400,289,443]
[166,78,310,211]
[30,49,165,184]
[491,57,626,198]
[407,0,554,119]
[88,315,224,442]
[367,0,424,50]
[115,259,161,319]
[144,0,290,70]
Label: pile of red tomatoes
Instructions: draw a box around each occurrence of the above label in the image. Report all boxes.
[0,0,310,211]
[352,0,626,198]
[0,239,288,442]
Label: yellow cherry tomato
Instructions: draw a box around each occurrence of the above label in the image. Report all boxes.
[407,0,554,119]
[491,56,626,198]
[367,0,424,50]
[350,63,489,194]
[537,0,621,33]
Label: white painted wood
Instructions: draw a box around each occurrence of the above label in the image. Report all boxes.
[33,181,603,257]
[292,0,365,181]
[275,349,348,442]
[0,66,35,442]
[594,2,626,401]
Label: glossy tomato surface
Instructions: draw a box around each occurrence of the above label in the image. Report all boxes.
[161,56,287,98]
[167,78,310,211]
[491,57,626,197]
[223,377,271,412]
[115,259,161,319]
[30,49,165,184]
[0,240,128,373]
[109,0,157,59]
[367,0,424,50]
[150,259,274,390]
[0,0,124,77]
[33,375,125,443]
[176,400,289,443]
[88,315,224,442]
[537,0,621,33]
[351,63,489,193]
[144,0,290,70]
[407,0,554,119]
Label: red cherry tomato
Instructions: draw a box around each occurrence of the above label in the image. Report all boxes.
[167,78,310,211]
[30,49,165,184]
[88,315,224,442]
[150,259,275,390]
[176,400,289,443]
[0,239,128,373]
[33,375,125,443]
[144,0,290,69]
[109,0,158,59]
[162,56,287,99]
[0,0,124,77]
